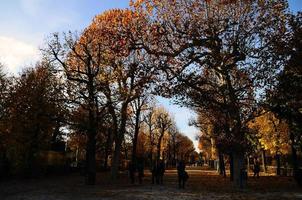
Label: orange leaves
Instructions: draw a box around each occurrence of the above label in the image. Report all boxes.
[86,9,138,58]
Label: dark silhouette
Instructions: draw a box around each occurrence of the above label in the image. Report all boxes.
[156,160,165,184]
[128,161,136,184]
[177,160,188,188]
[253,160,260,178]
[151,161,157,184]
[137,158,144,184]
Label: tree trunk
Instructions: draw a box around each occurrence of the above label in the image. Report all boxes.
[156,139,162,162]
[288,119,300,182]
[124,139,128,160]
[85,101,97,185]
[111,104,128,180]
[85,74,98,185]
[291,137,298,177]
[111,136,122,180]
[276,153,281,176]
[247,156,250,174]
[173,138,176,167]
[232,151,246,188]
[149,151,153,169]
[86,131,96,185]
[149,126,154,168]
[229,153,234,181]
[218,151,226,177]
[103,128,112,170]
[131,105,141,166]
[261,149,267,173]
[157,133,164,162]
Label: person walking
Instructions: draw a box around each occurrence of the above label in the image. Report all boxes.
[253,159,260,178]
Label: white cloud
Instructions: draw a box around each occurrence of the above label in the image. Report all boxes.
[0,36,39,74]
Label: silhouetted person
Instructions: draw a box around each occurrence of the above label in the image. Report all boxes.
[253,160,260,178]
[137,158,144,184]
[177,160,188,189]
[156,160,165,184]
[128,161,136,184]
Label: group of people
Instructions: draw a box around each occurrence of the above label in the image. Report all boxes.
[128,159,189,189]
[129,157,262,186]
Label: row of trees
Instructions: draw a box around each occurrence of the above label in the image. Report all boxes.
[130,0,300,187]
[0,60,195,183]
[0,63,67,176]
[0,0,301,188]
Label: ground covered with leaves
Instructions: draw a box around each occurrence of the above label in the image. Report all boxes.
[0,167,301,200]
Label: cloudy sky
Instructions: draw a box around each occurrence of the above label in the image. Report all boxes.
[0,0,301,151]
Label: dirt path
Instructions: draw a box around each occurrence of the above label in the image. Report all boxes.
[0,168,301,200]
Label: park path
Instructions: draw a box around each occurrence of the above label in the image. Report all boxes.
[0,167,301,200]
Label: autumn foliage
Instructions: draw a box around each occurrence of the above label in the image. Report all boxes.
[0,0,301,188]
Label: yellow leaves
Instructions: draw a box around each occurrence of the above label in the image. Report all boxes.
[248,111,290,155]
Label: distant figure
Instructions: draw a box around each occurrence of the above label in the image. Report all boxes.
[156,160,165,184]
[253,160,260,178]
[177,160,189,189]
[137,158,144,184]
[128,161,136,184]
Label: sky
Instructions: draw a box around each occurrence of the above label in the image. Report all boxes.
[0,0,301,151]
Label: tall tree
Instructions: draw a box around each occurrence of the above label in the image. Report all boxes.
[129,95,149,167]
[0,62,9,169]
[88,9,158,180]
[45,31,106,185]
[248,111,290,175]
[132,0,288,188]
[153,107,173,162]
[268,12,302,183]
[46,9,159,181]
[6,63,65,176]
[143,105,157,166]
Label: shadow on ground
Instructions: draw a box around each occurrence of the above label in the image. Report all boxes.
[0,167,301,200]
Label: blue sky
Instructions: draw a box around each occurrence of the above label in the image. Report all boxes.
[0,0,301,151]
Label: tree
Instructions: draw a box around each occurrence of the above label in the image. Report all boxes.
[268,12,302,182]
[248,111,290,175]
[5,63,66,176]
[0,62,7,133]
[45,30,106,184]
[173,133,196,163]
[132,0,288,188]
[194,108,230,177]
[128,95,149,168]
[153,107,173,162]
[167,123,178,166]
[88,9,158,180]
[0,62,10,175]
[0,62,8,132]
[45,9,159,181]
[143,104,157,166]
